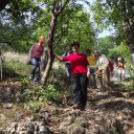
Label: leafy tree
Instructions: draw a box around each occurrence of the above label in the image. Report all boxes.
[0,0,43,52]
[109,41,131,64]
[91,0,134,59]
[35,0,94,84]
[95,36,115,56]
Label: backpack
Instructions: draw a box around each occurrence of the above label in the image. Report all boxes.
[108,60,114,71]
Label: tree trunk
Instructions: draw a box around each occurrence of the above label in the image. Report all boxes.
[40,45,48,78]
[40,14,58,85]
[40,0,69,85]
[122,1,134,61]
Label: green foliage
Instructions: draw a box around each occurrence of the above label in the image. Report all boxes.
[108,41,131,62]
[81,121,89,128]
[95,36,115,55]
[109,129,121,134]
[20,71,29,85]
[22,84,59,103]
[91,0,132,57]
[21,77,29,85]
[0,0,43,52]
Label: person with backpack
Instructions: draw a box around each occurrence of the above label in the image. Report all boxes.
[94,50,110,92]
[29,36,45,82]
[86,49,97,89]
[53,41,90,110]
[62,48,73,78]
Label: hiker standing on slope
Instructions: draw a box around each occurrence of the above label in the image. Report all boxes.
[94,50,110,92]
[29,36,45,82]
[53,41,90,110]
[117,57,125,82]
[62,48,73,78]
[86,49,97,89]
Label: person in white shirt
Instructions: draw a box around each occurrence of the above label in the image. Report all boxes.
[62,48,73,78]
[94,50,109,92]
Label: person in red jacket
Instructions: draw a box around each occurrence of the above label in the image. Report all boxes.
[53,41,90,110]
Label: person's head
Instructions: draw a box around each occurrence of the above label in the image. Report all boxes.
[69,48,73,54]
[71,41,80,54]
[39,36,45,44]
[86,49,91,56]
[118,57,122,62]
[110,56,114,61]
[94,50,101,59]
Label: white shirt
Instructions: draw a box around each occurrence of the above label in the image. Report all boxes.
[96,54,109,71]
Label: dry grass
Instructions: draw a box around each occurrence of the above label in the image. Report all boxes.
[4,51,65,69]
[4,51,27,63]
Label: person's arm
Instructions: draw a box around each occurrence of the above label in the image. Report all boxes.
[87,65,90,78]
[85,55,90,78]
[29,44,37,61]
[123,63,126,71]
[53,52,62,61]
[28,47,33,61]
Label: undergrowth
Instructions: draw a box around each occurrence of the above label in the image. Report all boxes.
[109,129,121,134]
[21,85,60,104]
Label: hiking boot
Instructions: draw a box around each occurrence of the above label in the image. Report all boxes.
[72,104,82,109]
[81,106,86,111]
[29,74,34,80]
[97,88,104,92]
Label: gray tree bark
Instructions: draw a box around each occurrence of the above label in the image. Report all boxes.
[40,0,69,85]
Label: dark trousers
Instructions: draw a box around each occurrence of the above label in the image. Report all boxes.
[90,68,97,88]
[71,73,88,107]
[65,63,71,78]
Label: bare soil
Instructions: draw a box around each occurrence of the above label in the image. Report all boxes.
[1,57,134,134]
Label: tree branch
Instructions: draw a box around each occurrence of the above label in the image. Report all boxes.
[53,28,67,41]
[56,0,69,16]
[52,34,63,50]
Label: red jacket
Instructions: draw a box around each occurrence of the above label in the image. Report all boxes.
[108,60,114,71]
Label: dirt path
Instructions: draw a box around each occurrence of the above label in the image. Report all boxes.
[1,60,134,134]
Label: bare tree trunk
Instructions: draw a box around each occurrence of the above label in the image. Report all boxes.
[124,2,134,62]
[40,14,58,85]
[40,0,69,85]
[121,0,134,61]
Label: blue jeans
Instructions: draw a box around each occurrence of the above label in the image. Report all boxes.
[30,57,41,82]
[90,68,97,88]
[118,69,125,81]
